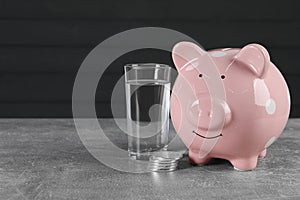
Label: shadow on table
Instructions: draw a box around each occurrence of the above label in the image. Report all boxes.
[174,155,233,171]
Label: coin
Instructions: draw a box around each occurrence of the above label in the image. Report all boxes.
[150,151,183,160]
[148,164,177,170]
[147,151,184,172]
[148,163,178,168]
[149,157,178,163]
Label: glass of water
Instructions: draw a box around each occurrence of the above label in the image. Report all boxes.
[124,63,171,160]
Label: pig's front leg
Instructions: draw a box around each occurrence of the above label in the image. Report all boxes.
[230,156,259,171]
[189,150,211,165]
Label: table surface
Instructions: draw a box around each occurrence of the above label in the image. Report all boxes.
[0,118,299,200]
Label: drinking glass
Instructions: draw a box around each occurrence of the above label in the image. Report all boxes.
[124,63,171,160]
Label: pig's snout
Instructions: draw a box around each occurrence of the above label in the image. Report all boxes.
[188,96,232,131]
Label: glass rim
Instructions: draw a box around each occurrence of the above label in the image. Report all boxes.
[124,63,171,70]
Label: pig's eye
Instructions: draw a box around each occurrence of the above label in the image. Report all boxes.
[221,75,226,79]
[198,74,203,78]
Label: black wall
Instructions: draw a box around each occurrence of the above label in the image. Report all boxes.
[0,0,299,117]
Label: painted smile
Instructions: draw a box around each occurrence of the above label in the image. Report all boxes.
[192,130,223,139]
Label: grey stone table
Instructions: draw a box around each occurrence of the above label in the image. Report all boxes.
[0,119,299,200]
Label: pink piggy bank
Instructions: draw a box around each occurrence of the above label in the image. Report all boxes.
[170,42,290,170]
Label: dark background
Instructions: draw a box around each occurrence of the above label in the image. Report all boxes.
[0,0,299,118]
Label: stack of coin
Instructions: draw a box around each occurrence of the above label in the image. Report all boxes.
[148,151,183,172]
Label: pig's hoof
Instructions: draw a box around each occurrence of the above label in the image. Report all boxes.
[230,157,258,171]
[233,167,252,171]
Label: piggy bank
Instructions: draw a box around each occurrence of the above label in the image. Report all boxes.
[170,42,290,170]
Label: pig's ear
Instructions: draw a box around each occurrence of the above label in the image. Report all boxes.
[172,42,207,72]
[234,44,270,78]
